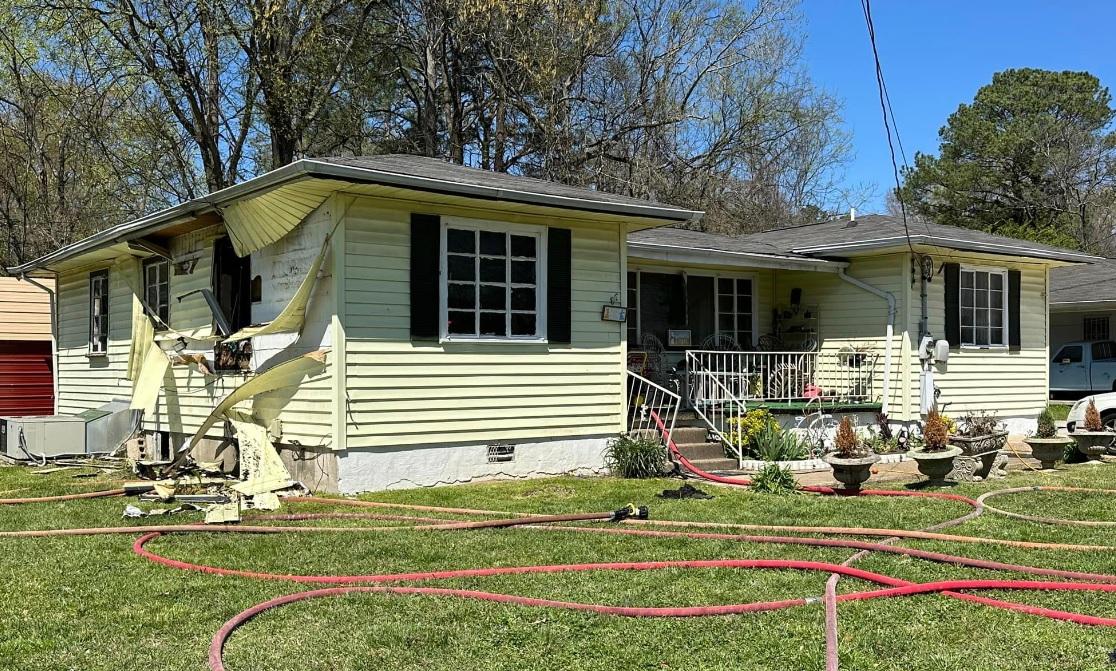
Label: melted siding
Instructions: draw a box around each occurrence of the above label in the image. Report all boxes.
[0,276,53,341]
[342,200,625,448]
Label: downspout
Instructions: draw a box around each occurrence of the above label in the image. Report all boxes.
[19,272,59,415]
[837,269,896,416]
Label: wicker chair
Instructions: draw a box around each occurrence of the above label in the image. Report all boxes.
[639,333,666,382]
[700,333,740,352]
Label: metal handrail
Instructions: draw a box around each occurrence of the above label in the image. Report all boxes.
[685,351,747,467]
[626,370,680,451]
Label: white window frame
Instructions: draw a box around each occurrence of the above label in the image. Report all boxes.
[959,264,1009,349]
[714,273,757,349]
[88,269,109,356]
[143,257,170,327]
[439,217,548,343]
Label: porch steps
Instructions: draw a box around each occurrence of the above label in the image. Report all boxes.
[667,420,738,471]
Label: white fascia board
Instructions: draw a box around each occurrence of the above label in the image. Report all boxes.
[790,235,1102,264]
[627,241,845,272]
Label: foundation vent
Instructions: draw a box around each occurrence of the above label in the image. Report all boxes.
[486,443,516,463]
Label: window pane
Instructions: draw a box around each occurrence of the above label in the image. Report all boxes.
[480,258,505,282]
[960,306,975,328]
[511,260,535,284]
[480,231,506,256]
[736,279,752,296]
[960,289,974,308]
[511,312,536,336]
[975,290,988,308]
[990,309,1003,328]
[480,311,506,336]
[448,283,475,309]
[975,309,988,328]
[975,272,988,290]
[447,229,475,254]
[717,278,732,293]
[961,326,975,345]
[447,255,474,281]
[511,287,535,310]
[961,272,974,289]
[480,285,506,310]
[447,311,474,335]
[1059,346,1083,362]
[510,235,535,258]
[718,315,734,332]
[989,290,1003,309]
[718,295,734,313]
[990,273,1003,290]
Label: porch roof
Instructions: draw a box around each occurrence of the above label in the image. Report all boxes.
[628,227,844,272]
[1050,258,1116,310]
[742,214,1101,265]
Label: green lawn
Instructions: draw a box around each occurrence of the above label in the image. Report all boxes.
[3,462,1116,670]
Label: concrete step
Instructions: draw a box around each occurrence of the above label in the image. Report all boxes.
[688,457,740,472]
[674,441,729,461]
[669,426,711,443]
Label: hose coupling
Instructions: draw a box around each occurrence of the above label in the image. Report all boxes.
[611,504,650,521]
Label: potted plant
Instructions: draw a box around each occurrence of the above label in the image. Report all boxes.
[824,416,879,491]
[910,408,962,486]
[1071,398,1113,460]
[948,411,1009,480]
[1024,407,1072,469]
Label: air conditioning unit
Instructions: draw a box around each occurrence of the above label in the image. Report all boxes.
[1,415,88,460]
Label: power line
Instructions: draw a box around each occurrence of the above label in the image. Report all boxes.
[860,0,917,254]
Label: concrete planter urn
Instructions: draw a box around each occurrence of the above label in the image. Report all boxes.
[1071,431,1113,460]
[910,447,962,486]
[1023,436,1072,469]
[824,453,880,491]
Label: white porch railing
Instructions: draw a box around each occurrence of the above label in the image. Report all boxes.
[683,352,747,467]
[686,350,880,405]
[626,371,680,449]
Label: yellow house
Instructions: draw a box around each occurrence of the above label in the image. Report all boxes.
[6,155,1097,490]
[6,155,698,491]
[628,215,1097,466]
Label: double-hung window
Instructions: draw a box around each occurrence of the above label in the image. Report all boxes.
[959,266,1007,347]
[89,270,109,355]
[143,258,170,326]
[443,220,546,340]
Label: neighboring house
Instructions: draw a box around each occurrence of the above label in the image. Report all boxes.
[628,215,1097,438]
[0,275,55,416]
[1050,259,1116,349]
[6,155,698,491]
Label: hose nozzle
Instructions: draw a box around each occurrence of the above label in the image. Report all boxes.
[611,504,650,521]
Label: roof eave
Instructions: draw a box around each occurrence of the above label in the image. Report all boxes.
[301,159,702,223]
[627,241,846,272]
[788,235,1100,265]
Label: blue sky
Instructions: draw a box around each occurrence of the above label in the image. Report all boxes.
[802,1,1116,212]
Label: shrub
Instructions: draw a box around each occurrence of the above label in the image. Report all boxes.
[727,409,778,453]
[875,413,893,441]
[605,435,666,478]
[1035,407,1057,439]
[750,462,797,494]
[833,416,867,458]
[923,409,949,452]
[1083,398,1105,432]
[751,423,808,461]
[957,411,1001,437]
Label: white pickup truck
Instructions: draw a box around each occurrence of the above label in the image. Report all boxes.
[1050,340,1116,394]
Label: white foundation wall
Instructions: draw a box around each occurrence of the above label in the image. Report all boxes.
[335,436,611,492]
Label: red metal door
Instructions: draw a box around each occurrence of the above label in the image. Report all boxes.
[0,341,54,416]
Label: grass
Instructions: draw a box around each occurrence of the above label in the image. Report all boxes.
[3,462,1116,670]
[1047,402,1072,421]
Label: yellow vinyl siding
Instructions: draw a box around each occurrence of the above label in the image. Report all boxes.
[55,216,334,447]
[912,255,1048,420]
[773,254,909,417]
[342,199,625,448]
[0,277,53,341]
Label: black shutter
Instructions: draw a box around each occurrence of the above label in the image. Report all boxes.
[547,227,572,343]
[943,262,960,348]
[410,213,440,340]
[1008,269,1021,350]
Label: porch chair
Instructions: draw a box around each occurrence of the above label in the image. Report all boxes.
[639,333,666,383]
[699,333,740,352]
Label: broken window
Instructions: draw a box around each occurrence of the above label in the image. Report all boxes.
[143,258,170,326]
[89,269,109,355]
[213,236,252,371]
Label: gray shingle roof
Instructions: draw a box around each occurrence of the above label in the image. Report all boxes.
[1051,259,1116,304]
[321,155,697,216]
[628,227,820,260]
[742,214,1099,264]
